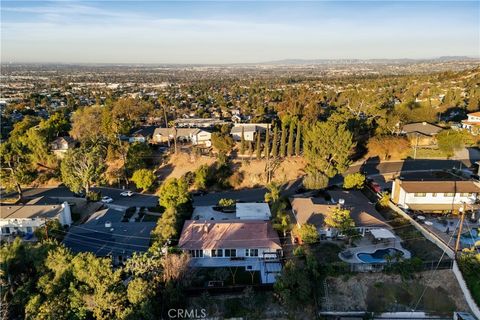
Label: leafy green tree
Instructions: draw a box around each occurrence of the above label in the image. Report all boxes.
[324,207,358,242]
[0,141,36,197]
[295,122,301,156]
[240,127,246,155]
[264,182,280,203]
[211,132,234,154]
[263,125,270,158]
[131,169,156,191]
[255,131,261,159]
[287,121,295,157]
[437,129,473,157]
[271,125,279,158]
[70,106,105,143]
[280,122,287,157]
[159,177,190,209]
[274,260,313,311]
[194,164,209,190]
[61,144,106,194]
[303,122,355,189]
[295,224,319,244]
[153,207,178,243]
[273,211,290,237]
[343,173,366,189]
[126,143,152,174]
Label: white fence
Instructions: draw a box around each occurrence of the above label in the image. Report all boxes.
[388,202,455,259]
[453,261,480,319]
[389,201,480,318]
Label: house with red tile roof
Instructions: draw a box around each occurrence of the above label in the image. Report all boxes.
[178,220,282,283]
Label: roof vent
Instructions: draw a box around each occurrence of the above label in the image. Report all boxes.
[105,221,112,228]
[422,121,427,125]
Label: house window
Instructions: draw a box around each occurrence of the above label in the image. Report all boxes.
[189,250,203,258]
[432,193,437,197]
[211,249,223,257]
[26,227,33,233]
[224,249,237,257]
[2,227,10,234]
[414,193,426,197]
[460,193,471,197]
[444,193,455,197]
[245,249,259,257]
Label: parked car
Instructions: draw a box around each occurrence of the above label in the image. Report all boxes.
[366,179,382,193]
[101,196,114,203]
[120,191,134,197]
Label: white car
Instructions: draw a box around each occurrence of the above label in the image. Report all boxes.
[120,191,134,197]
[101,196,114,203]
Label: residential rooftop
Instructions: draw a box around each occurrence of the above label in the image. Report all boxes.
[178,220,282,250]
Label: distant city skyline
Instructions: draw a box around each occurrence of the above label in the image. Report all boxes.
[2,1,479,64]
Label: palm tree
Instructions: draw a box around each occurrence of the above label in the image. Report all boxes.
[264,182,280,203]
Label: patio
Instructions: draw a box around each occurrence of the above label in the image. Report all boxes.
[338,230,411,264]
[191,206,236,221]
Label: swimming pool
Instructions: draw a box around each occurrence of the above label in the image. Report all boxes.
[357,248,404,263]
[460,229,479,247]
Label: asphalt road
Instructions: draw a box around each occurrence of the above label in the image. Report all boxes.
[193,159,474,206]
[21,187,158,208]
[15,159,475,208]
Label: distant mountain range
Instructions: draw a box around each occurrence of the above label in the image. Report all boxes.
[257,56,479,65]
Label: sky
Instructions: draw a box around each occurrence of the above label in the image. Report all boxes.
[1,1,479,64]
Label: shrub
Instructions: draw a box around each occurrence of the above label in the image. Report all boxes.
[131,169,156,191]
[218,198,236,207]
[87,191,101,202]
[343,173,366,189]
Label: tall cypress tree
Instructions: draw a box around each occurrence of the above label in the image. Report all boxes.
[295,122,301,156]
[287,122,295,157]
[263,125,270,158]
[271,125,278,158]
[240,127,246,155]
[255,131,262,159]
[280,122,287,158]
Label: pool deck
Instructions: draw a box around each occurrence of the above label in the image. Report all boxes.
[338,236,411,264]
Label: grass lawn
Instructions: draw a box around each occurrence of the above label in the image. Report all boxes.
[366,281,457,314]
[408,148,449,159]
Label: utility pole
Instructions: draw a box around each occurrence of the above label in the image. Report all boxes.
[454,204,466,259]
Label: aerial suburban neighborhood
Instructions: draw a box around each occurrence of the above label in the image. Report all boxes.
[1,1,480,320]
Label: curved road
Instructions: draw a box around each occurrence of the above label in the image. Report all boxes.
[10,159,474,207]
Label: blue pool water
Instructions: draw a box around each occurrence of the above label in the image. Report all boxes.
[460,229,479,247]
[357,248,404,263]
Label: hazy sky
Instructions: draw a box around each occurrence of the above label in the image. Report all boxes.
[1,1,479,64]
